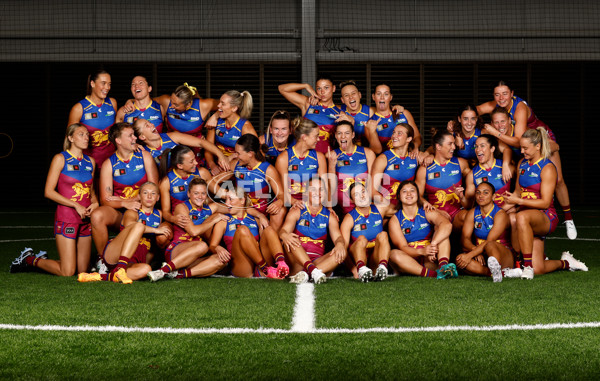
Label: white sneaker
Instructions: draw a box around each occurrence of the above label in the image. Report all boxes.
[502,267,523,278]
[147,269,166,282]
[375,264,388,281]
[487,257,502,283]
[160,262,179,279]
[97,261,109,275]
[564,220,577,240]
[521,266,534,280]
[561,251,588,272]
[289,271,309,284]
[311,268,327,284]
[357,266,373,282]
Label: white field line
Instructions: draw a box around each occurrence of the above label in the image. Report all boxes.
[0,226,53,228]
[1,322,600,335]
[291,283,316,332]
[0,238,55,243]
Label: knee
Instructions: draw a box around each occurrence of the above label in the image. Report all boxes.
[515,212,529,228]
[376,231,389,243]
[235,225,252,239]
[355,235,368,247]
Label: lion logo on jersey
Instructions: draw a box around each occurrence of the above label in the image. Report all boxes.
[70,183,90,201]
[120,187,139,199]
[91,130,109,147]
[318,128,330,141]
[389,181,401,200]
[521,191,537,200]
[434,190,460,207]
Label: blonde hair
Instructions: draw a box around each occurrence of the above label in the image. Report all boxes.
[63,123,85,151]
[225,90,253,119]
[522,127,552,160]
[291,117,318,141]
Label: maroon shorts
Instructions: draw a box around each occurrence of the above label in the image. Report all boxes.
[54,220,91,240]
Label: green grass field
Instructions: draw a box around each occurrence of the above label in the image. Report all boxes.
[1,208,599,380]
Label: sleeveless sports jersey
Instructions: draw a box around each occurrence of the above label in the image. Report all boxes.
[223,213,260,252]
[473,204,509,246]
[171,200,213,244]
[370,112,408,150]
[472,159,509,207]
[455,128,482,161]
[56,151,94,224]
[335,145,369,213]
[505,95,556,142]
[518,158,557,212]
[286,146,320,201]
[340,104,371,145]
[234,161,272,213]
[125,100,163,133]
[109,151,148,199]
[304,103,340,153]
[78,97,116,166]
[166,98,204,136]
[425,157,464,219]
[349,204,383,247]
[264,133,295,166]
[167,167,202,211]
[396,207,433,247]
[378,150,418,205]
[142,133,178,165]
[214,117,246,156]
[136,207,162,250]
[294,205,331,256]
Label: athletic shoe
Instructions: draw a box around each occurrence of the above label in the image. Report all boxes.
[374,264,388,281]
[521,266,534,280]
[10,247,35,273]
[77,272,102,282]
[561,251,588,272]
[487,256,502,283]
[97,261,109,275]
[158,263,178,279]
[113,268,133,284]
[502,267,523,278]
[289,271,309,284]
[358,266,373,283]
[311,268,326,284]
[264,266,282,279]
[564,220,577,240]
[147,269,166,282]
[276,260,290,278]
[35,250,48,260]
[437,263,458,279]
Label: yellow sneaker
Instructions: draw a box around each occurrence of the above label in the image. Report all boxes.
[113,268,133,284]
[77,272,102,282]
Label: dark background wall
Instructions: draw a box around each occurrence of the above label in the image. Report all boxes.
[0,1,598,208]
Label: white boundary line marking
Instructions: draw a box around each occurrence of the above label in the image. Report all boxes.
[291,283,316,332]
[0,226,53,229]
[0,238,55,243]
[1,322,599,334]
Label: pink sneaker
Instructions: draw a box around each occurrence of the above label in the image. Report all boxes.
[276,260,289,278]
[264,266,281,279]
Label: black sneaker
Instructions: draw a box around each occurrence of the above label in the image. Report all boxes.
[10,247,34,273]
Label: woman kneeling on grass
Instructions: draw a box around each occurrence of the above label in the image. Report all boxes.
[78,182,172,283]
[388,180,456,279]
[279,176,347,284]
[456,181,521,282]
[208,184,289,279]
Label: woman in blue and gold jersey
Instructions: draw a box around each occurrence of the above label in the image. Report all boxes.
[388,180,456,279]
[416,130,471,232]
[364,84,421,155]
[326,120,375,214]
[205,90,257,174]
[116,75,165,132]
[371,123,419,207]
[280,176,346,285]
[279,74,340,154]
[259,110,295,166]
[68,69,118,167]
[502,128,587,280]
[456,182,516,282]
[275,118,327,209]
[90,123,158,256]
[209,185,288,279]
[12,124,99,276]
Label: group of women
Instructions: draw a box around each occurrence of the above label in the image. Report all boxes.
[9,70,588,284]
